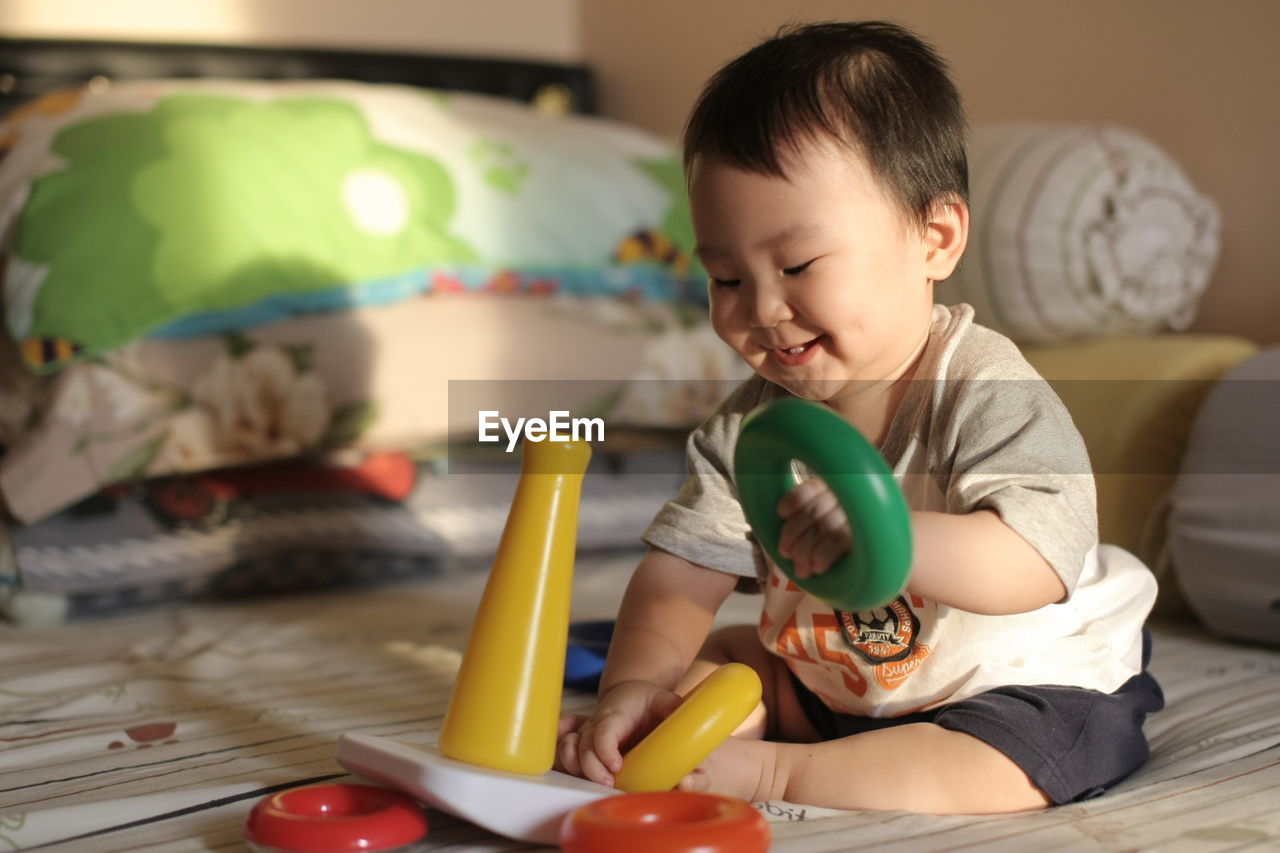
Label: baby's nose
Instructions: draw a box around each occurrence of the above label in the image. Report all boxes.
[747,281,793,327]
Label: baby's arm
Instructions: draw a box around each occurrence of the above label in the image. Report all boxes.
[779,481,1064,615]
[908,508,1065,614]
[558,547,738,785]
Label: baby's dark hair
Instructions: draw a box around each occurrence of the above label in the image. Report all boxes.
[682,21,968,232]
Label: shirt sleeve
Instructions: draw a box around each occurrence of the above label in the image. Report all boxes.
[932,331,1098,594]
[641,378,772,580]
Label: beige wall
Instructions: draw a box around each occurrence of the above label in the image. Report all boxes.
[582,0,1280,345]
[0,0,583,62]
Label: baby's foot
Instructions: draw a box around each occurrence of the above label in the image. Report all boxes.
[677,736,780,802]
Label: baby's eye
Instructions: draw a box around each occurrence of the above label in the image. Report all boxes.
[782,261,814,276]
[709,276,741,288]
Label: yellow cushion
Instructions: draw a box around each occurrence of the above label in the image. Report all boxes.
[1022,334,1258,619]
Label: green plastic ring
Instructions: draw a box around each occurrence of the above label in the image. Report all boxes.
[733,398,912,612]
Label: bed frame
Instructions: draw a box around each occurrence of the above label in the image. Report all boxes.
[0,36,596,115]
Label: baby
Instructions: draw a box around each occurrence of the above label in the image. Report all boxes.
[558,20,1163,814]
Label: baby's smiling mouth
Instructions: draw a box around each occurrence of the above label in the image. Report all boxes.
[767,335,826,366]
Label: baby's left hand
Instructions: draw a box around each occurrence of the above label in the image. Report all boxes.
[776,479,852,578]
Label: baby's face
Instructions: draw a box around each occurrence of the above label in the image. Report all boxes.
[689,138,941,409]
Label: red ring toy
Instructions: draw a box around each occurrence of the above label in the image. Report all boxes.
[244,783,428,852]
[560,791,769,853]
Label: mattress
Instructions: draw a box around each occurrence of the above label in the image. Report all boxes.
[3,552,1277,851]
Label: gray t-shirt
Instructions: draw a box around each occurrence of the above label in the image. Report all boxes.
[644,304,1156,715]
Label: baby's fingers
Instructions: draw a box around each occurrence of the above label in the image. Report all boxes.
[557,730,583,776]
[561,715,619,786]
[776,478,829,518]
[805,521,852,576]
[557,711,587,739]
[677,769,710,792]
[783,508,850,577]
[779,491,841,568]
[577,747,615,787]
[555,712,589,775]
[582,711,630,777]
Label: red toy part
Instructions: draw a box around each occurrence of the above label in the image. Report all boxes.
[244,783,427,852]
[206,452,418,503]
[560,791,770,853]
[138,451,417,528]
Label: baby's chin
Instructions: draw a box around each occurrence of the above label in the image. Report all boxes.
[766,375,860,402]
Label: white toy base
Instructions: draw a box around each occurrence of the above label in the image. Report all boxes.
[336,733,618,844]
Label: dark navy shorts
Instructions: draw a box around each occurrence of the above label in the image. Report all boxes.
[788,632,1165,804]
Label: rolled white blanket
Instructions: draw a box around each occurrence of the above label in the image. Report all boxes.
[946,123,1221,343]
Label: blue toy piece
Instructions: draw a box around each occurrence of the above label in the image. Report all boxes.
[564,620,614,690]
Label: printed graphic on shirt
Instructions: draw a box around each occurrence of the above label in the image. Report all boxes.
[760,563,935,704]
[840,598,919,664]
[838,597,932,690]
[763,602,870,701]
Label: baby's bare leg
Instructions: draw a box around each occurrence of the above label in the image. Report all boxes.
[684,720,1052,811]
[675,624,820,742]
[675,627,1052,813]
[768,722,1052,813]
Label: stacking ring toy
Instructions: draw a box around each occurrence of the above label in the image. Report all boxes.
[614,663,761,793]
[244,783,428,852]
[734,397,912,612]
[561,791,770,853]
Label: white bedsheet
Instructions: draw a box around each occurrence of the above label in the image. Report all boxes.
[2,553,1277,852]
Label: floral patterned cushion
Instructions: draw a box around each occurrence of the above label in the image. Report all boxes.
[0,79,701,374]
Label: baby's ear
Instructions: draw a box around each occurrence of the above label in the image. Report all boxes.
[923,195,969,282]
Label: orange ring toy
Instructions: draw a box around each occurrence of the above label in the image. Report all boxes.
[244,783,428,852]
[560,791,769,853]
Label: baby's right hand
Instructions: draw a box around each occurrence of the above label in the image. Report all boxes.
[777,477,853,578]
[556,680,683,787]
